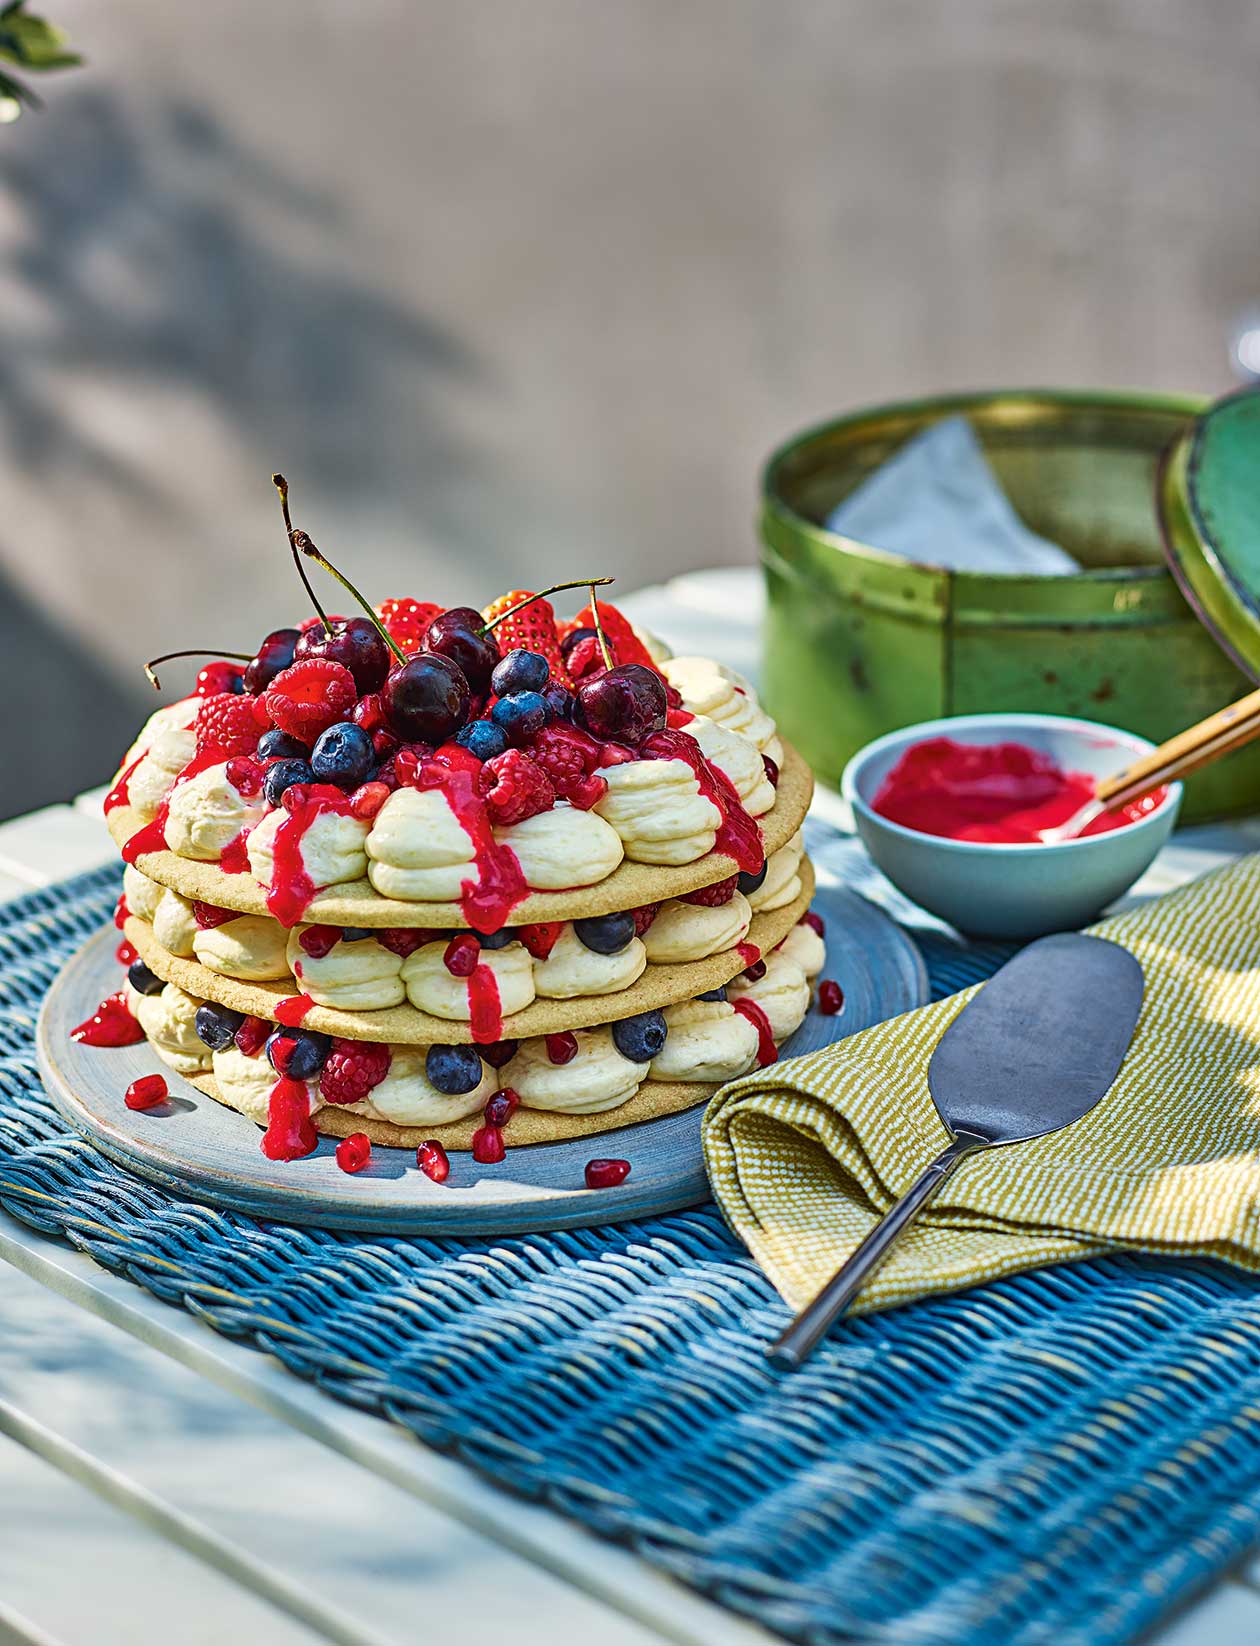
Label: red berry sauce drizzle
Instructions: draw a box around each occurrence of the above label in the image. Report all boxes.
[265,783,357,927]
[641,729,764,876]
[261,1077,319,1160]
[736,941,761,969]
[417,744,528,935]
[732,997,778,1067]
[72,992,145,1047]
[275,993,316,1026]
[104,751,146,816]
[218,828,252,875]
[467,963,503,1045]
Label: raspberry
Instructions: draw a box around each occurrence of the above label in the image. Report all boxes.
[482,590,571,687]
[631,903,659,936]
[380,927,436,957]
[196,692,269,758]
[298,925,341,959]
[192,900,236,929]
[518,922,563,959]
[378,598,442,656]
[319,1039,391,1105]
[526,723,607,810]
[264,659,357,743]
[477,749,554,826]
[683,875,738,907]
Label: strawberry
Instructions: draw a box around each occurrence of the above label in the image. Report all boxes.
[566,599,660,675]
[378,598,442,656]
[482,590,572,688]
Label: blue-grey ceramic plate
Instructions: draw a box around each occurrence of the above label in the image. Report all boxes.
[37,877,925,1236]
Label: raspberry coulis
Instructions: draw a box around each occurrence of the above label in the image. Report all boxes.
[641,728,764,876]
[871,737,1166,845]
[736,941,761,969]
[72,992,145,1047]
[467,963,503,1044]
[264,783,357,926]
[275,993,316,1026]
[261,1077,319,1160]
[218,828,252,875]
[104,751,146,816]
[413,745,528,934]
[732,997,777,1067]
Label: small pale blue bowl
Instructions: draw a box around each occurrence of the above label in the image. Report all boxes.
[842,713,1182,939]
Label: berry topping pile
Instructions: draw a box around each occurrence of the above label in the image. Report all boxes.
[265,659,358,743]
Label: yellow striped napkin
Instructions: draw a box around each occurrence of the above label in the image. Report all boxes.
[703,855,1260,1315]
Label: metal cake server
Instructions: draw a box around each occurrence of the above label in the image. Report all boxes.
[769,932,1144,1368]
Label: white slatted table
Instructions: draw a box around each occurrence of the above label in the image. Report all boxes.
[0,569,1257,1646]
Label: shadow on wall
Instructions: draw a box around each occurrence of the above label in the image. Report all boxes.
[0,92,494,818]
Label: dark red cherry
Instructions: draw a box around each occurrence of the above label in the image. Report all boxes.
[577,663,667,744]
[381,653,471,743]
[425,607,500,692]
[295,617,390,694]
[244,628,300,695]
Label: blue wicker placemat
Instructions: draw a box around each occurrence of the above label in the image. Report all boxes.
[4,861,1260,1646]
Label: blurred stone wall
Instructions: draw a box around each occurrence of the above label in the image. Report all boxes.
[2,0,1258,813]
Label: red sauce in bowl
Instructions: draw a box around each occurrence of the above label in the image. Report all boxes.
[871,737,1165,844]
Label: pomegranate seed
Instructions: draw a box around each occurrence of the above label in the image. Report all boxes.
[743,959,767,982]
[444,933,480,977]
[818,979,844,1015]
[226,755,264,797]
[597,742,635,767]
[472,1124,506,1164]
[335,1132,372,1173]
[584,1157,631,1190]
[479,1039,518,1069]
[125,1074,168,1111]
[115,939,138,967]
[349,780,391,820]
[394,748,424,787]
[352,692,386,733]
[417,1140,450,1181]
[802,911,825,936]
[231,1015,266,1056]
[281,784,312,813]
[483,1087,519,1128]
[298,925,341,959]
[546,1032,578,1065]
[763,754,780,787]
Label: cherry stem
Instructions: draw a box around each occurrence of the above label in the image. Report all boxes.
[272,474,333,638]
[587,583,613,670]
[481,576,614,636]
[294,534,408,667]
[144,649,253,691]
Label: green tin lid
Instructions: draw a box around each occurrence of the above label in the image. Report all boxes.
[1158,385,1260,683]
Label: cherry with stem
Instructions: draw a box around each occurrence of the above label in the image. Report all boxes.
[144,649,253,692]
[272,473,333,640]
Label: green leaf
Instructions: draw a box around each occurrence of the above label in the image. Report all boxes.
[0,3,81,73]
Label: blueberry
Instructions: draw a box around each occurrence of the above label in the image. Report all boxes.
[425,1043,484,1095]
[266,1027,331,1081]
[573,911,636,954]
[542,684,574,722]
[311,721,375,789]
[455,719,510,761]
[258,729,308,762]
[490,691,549,744]
[340,927,375,942]
[478,927,516,950]
[738,861,768,896]
[491,648,550,698]
[611,1010,667,1063]
[195,1002,245,1051]
[699,986,727,1002]
[263,757,314,809]
[127,958,165,996]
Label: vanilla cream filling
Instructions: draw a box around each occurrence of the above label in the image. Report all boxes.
[593,757,721,866]
[286,930,406,1011]
[775,920,825,978]
[495,805,624,889]
[508,1028,645,1113]
[353,1046,494,1126]
[649,998,759,1083]
[164,763,267,862]
[212,1044,315,1124]
[642,891,752,964]
[728,952,811,1041]
[194,914,292,982]
[365,787,476,900]
[685,715,775,817]
[151,889,198,958]
[248,806,370,892]
[746,832,804,913]
[121,699,198,822]
[661,657,777,752]
[131,982,211,1075]
[401,940,536,1021]
[122,864,165,923]
[532,925,647,999]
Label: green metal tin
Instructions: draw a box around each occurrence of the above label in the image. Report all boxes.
[760,388,1260,822]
